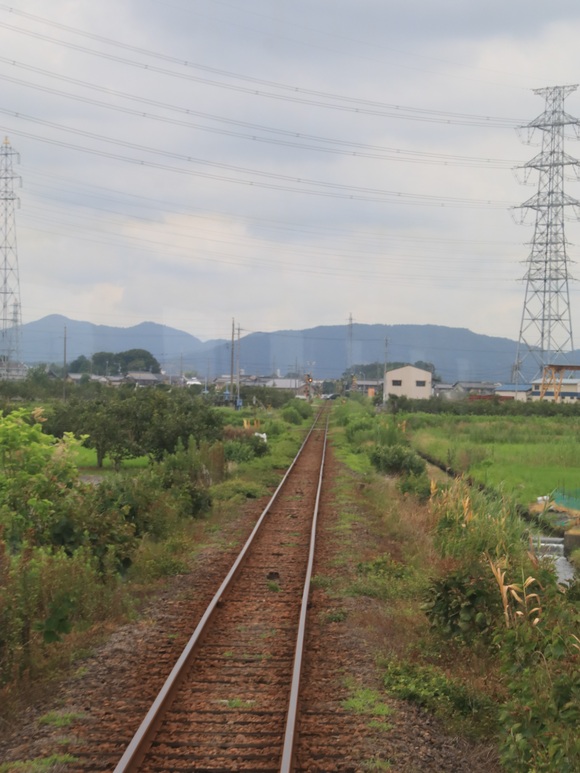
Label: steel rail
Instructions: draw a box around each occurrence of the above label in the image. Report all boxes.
[280,412,329,772]
[113,408,327,773]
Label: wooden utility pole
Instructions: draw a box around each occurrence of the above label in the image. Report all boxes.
[63,325,67,401]
[236,324,241,407]
[382,337,388,404]
[229,318,235,405]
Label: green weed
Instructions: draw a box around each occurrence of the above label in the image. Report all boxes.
[39,711,84,728]
[0,755,78,772]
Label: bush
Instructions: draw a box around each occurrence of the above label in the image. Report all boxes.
[281,407,303,425]
[398,471,431,502]
[224,440,254,463]
[370,444,426,476]
[422,566,501,641]
[286,398,312,419]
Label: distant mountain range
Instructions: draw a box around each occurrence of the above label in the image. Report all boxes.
[20,314,525,383]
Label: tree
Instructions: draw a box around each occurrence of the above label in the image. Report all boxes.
[88,349,162,376]
[68,355,91,374]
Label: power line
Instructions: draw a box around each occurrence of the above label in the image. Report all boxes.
[0,7,522,127]
[0,118,514,207]
[0,62,519,169]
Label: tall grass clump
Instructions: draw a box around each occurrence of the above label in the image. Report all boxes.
[425,476,580,769]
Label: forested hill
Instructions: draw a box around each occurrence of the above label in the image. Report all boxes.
[20,316,524,383]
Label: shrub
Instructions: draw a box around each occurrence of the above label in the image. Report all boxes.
[422,566,501,641]
[370,444,426,476]
[224,440,254,463]
[286,398,312,419]
[397,471,431,502]
[281,407,303,425]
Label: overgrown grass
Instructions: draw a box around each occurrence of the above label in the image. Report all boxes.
[71,444,149,470]
[409,414,580,504]
[381,658,497,738]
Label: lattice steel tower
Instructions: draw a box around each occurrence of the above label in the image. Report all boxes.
[0,137,22,378]
[513,85,580,381]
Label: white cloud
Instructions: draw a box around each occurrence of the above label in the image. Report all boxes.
[0,0,579,354]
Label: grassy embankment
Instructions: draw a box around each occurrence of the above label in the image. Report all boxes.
[323,399,580,772]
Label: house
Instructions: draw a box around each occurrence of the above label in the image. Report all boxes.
[530,376,580,402]
[352,379,382,398]
[494,384,533,402]
[66,372,108,386]
[440,381,499,400]
[0,360,28,381]
[384,365,432,400]
[125,371,164,387]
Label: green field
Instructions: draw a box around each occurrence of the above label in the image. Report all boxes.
[71,444,150,471]
[407,414,580,506]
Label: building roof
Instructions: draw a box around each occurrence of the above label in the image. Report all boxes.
[495,384,533,393]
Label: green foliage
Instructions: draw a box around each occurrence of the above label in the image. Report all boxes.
[370,444,426,476]
[382,659,496,737]
[431,479,528,563]
[397,471,431,501]
[0,410,85,552]
[45,389,223,468]
[126,536,189,582]
[88,348,161,375]
[344,415,375,444]
[38,710,84,727]
[342,687,393,719]
[0,542,122,683]
[409,413,580,505]
[492,584,580,771]
[347,554,424,601]
[224,434,269,464]
[33,595,74,643]
[224,440,254,463]
[210,479,268,501]
[0,754,78,772]
[322,608,347,623]
[281,406,302,425]
[422,567,501,641]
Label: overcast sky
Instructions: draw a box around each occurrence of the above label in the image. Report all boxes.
[2,0,580,344]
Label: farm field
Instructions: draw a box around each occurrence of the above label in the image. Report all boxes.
[407,414,580,507]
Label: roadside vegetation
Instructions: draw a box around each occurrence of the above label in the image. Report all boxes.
[407,413,580,506]
[2,384,580,771]
[0,392,312,721]
[329,397,580,771]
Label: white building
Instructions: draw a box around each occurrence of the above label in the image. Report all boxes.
[530,376,580,402]
[384,365,432,400]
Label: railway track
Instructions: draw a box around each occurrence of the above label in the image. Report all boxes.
[112,407,330,772]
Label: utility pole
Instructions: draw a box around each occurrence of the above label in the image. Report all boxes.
[0,138,22,379]
[236,323,241,407]
[63,325,67,401]
[382,337,388,404]
[513,85,580,381]
[229,317,235,406]
[347,312,353,375]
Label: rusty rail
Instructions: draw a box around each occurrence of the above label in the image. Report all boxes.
[113,408,329,772]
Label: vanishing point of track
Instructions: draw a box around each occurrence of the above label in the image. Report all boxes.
[114,407,329,772]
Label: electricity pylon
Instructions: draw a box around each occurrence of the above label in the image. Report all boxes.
[0,138,22,379]
[512,85,580,382]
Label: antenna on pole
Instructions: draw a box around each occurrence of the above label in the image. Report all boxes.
[512,85,580,382]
